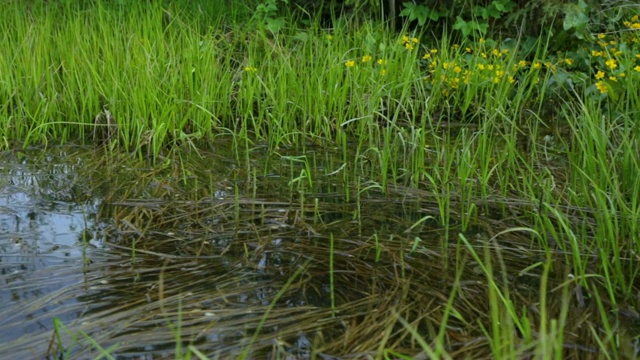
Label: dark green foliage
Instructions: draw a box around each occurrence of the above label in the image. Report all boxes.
[288,0,638,54]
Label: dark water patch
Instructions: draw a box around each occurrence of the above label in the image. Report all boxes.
[0,148,116,357]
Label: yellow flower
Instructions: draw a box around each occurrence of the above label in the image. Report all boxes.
[362,55,373,63]
[477,64,486,70]
[532,62,542,69]
[595,70,605,79]
[632,23,640,29]
[402,35,419,46]
[518,60,527,67]
[605,58,617,70]
[633,15,639,21]
[591,50,603,57]
[619,72,626,78]
[345,60,356,67]
[479,38,486,44]
[508,76,515,84]
[380,69,387,76]
[244,66,258,72]
[422,53,431,60]
[598,33,606,39]
[634,65,640,72]
[564,58,574,65]
[430,49,438,54]
[465,47,473,53]
[492,49,500,56]
[453,66,462,74]
[326,34,333,40]
[546,63,557,72]
[609,76,617,82]
[595,81,607,93]
[442,62,450,70]
[377,59,387,65]
[487,64,495,71]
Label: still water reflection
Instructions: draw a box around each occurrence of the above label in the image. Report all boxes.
[0,149,105,347]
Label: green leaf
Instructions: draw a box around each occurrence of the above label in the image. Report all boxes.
[454,17,488,37]
[485,5,501,18]
[400,3,441,25]
[478,22,489,34]
[563,0,590,39]
[292,31,308,42]
[453,16,468,32]
[473,5,489,19]
[265,18,285,32]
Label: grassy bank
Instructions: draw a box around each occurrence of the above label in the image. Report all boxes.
[1,0,639,358]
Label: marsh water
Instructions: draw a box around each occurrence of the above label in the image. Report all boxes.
[0,145,637,359]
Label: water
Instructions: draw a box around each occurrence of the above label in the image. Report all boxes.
[1,145,636,359]
[0,150,100,358]
[1,145,407,358]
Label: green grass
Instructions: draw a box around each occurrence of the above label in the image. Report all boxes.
[2,0,640,359]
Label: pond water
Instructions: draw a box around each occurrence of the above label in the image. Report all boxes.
[0,145,636,359]
[0,146,441,358]
[0,149,106,355]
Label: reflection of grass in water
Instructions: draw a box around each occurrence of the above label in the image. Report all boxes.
[13,147,632,359]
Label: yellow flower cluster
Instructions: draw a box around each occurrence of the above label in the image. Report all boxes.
[622,15,640,29]
[590,17,640,94]
[420,42,532,94]
[344,55,388,75]
[340,13,639,99]
[422,48,438,60]
[401,34,419,51]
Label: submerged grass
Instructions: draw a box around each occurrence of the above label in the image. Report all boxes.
[1,0,640,359]
[0,145,635,359]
